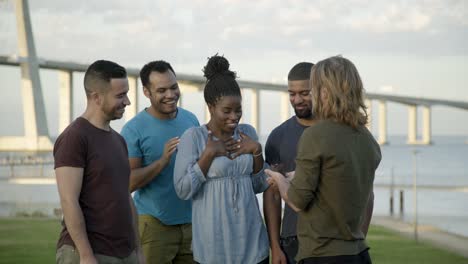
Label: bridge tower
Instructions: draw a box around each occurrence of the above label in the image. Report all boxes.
[0,0,53,151]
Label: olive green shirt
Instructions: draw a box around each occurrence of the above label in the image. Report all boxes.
[288,120,381,261]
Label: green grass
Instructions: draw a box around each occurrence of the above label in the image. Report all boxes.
[0,218,466,263]
[0,218,61,264]
[368,226,468,264]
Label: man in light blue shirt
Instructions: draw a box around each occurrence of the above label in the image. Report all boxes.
[121,60,199,264]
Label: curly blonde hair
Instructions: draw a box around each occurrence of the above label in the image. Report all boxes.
[311,56,368,128]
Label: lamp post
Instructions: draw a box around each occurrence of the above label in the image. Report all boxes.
[412,149,419,242]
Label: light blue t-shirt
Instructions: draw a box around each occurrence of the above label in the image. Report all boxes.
[121,107,199,225]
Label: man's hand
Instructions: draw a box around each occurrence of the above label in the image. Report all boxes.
[271,247,287,264]
[160,137,180,165]
[79,254,98,264]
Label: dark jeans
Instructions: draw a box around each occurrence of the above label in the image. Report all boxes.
[280,236,299,264]
[298,249,372,264]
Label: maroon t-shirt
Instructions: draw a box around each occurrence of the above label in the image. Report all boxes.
[54,117,135,258]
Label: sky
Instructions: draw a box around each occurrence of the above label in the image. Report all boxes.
[0,0,467,137]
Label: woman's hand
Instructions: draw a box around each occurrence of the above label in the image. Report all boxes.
[285,171,295,182]
[266,170,295,186]
[265,169,285,185]
[228,131,261,159]
[205,130,229,158]
[265,169,301,212]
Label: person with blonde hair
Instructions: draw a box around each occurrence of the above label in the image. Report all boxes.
[266,56,381,264]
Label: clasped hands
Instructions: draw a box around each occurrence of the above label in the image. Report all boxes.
[205,130,261,160]
[265,166,295,191]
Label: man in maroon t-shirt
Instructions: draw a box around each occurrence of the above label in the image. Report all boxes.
[54,60,144,264]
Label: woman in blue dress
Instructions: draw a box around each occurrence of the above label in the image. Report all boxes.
[174,55,270,264]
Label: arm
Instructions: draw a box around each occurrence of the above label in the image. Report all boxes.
[128,158,168,192]
[268,130,321,212]
[128,137,179,192]
[286,130,321,212]
[263,184,286,263]
[245,142,269,193]
[229,126,267,192]
[196,146,217,177]
[251,143,264,174]
[129,195,145,263]
[263,135,286,263]
[174,129,216,200]
[266,170,302,212]
[240,126,264,174]
[361,188,374,236]
[247,125,264,174]
[56,167,97,264]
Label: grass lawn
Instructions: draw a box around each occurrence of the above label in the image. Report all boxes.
[0,218,466,263]
[0,218,61,264]
[368,226,468,264]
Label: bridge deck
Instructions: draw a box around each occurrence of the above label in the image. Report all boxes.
[2,55,468,109]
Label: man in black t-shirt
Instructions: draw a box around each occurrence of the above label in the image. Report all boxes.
[264,62,315,264]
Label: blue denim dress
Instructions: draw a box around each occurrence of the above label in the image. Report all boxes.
[174,124,270,264]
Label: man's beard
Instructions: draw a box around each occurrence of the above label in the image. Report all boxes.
[294,107,312,119]
[102,103,124,121]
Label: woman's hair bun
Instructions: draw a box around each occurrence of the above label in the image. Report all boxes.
[203,54,236,80]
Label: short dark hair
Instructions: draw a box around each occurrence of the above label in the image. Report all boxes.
[140,60,176,88]
[84,60,127,96]
[202,54,241,106]
[288,62,314,81]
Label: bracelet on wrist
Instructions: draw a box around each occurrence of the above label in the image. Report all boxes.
[253,149,263,157]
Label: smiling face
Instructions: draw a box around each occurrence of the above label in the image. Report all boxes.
[144,70,180,119]
[288,79,312,119]
[208,95,243,135]
[100,78,131,121]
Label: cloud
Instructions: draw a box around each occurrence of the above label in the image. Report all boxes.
[341,3,431,33]
[348,6,431,33]
[221,24,262,40]
[0,0,466,66]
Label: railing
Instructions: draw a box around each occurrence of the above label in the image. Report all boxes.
[0,154,54,179]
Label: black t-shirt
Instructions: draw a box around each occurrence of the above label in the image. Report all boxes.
[54,117,135,258]
[265,116,309,238]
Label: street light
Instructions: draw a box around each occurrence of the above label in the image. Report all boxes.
[412,149,419,242]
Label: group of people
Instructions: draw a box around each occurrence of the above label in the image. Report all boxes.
[54,54,381,264]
